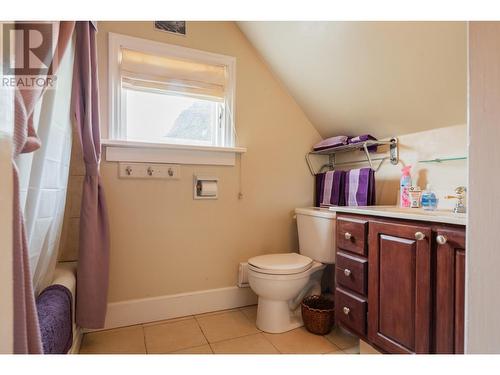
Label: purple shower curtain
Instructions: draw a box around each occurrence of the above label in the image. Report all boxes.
[12,21,75,354]
[71,21,110,329]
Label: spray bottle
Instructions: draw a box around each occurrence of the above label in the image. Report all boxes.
[400,165,412,208]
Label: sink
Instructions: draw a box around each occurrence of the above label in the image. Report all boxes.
[370,206,464,217]
[329,205,466,225]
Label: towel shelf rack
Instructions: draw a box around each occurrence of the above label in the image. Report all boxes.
[305,138,399,175]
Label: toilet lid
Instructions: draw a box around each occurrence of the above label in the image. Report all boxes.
[248,253,313,275]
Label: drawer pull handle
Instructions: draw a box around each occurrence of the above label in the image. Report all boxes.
[414,231,425,241]
[436,235,447,245]
[343,268,351,277]
[343,306,350,315]
[344,232,352,240]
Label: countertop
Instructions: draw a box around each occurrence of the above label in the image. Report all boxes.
[328,205,466,226]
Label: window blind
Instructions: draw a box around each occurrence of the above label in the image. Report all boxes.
[120,48,227,101]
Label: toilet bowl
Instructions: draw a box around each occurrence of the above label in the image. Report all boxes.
[248,254,325,333]
[247,208,336,333]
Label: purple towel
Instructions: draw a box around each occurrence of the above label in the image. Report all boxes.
[315,170,346,207]
[345,168,376,206]
[348,134,378,152]
[36,284,73,354]
[313,136,349,151]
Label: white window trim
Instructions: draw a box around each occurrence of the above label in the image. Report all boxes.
[102,139,246,166]
[107,32,244,165]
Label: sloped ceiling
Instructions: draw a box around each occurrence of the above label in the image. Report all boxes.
[237,22,467,139]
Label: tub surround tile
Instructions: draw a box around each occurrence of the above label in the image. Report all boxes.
[68,176,84,218]
[59,217,80,261]
[70,135,85,176]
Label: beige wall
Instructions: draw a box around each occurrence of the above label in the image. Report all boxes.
[93,22,321,302]
[335,124,467,210]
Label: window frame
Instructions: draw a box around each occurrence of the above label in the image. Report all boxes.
[108,32,237,150]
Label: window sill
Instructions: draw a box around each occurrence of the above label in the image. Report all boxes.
[102,139,247,166]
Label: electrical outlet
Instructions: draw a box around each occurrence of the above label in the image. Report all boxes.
[119,163,180,179]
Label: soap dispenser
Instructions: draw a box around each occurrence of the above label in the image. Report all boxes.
[421,184,438,211]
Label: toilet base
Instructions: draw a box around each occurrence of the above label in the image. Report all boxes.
[256,298,303,333]
[253,268,324,334]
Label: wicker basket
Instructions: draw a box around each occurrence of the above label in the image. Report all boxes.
[301,295,335,335]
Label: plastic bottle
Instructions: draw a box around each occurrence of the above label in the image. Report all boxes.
[400,165,412,208]
[421,184,438,211]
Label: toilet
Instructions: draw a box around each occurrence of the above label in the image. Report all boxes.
[247,207,336,333]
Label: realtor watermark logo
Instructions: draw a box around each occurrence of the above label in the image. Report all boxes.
[1,22,58,89]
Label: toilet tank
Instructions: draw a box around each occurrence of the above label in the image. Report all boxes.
[295,207,336,264]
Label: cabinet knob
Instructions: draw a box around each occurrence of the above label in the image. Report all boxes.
[344,232,352,240]
[414,231,426,241]
[344,268,351,277]
[436,235,447,245]
[343,306,350,315]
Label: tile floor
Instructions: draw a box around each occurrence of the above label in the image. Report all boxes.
[79,305,360,354]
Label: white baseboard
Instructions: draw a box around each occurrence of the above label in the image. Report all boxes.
[102,286,257,330]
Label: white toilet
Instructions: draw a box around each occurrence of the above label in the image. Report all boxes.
[247,207,336,333]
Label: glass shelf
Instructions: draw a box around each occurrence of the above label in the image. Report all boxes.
[418,156,467,163]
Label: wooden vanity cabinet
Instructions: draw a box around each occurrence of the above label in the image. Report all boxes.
[335,217,369,338]
[434,228,466,354]
[334,214,466,354]
[367,220,432,354]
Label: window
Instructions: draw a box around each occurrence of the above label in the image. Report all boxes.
[108,33,236,150]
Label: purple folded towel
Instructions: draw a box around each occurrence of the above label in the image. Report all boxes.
[315,170,346,207]
[313,136,349,151]
[36,284,73,354]
[348,134,377,144]
[345,168,376,206]
[348,134,378,152]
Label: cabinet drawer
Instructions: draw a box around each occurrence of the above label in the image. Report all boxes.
[335,287,367,336]
[337,217,368,256]
[336,251,368,295]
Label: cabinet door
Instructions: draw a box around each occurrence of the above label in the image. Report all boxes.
[368,221,432,354]
[434,228,466,354]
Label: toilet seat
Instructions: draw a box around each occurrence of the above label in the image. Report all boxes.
[248,253,313,275]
